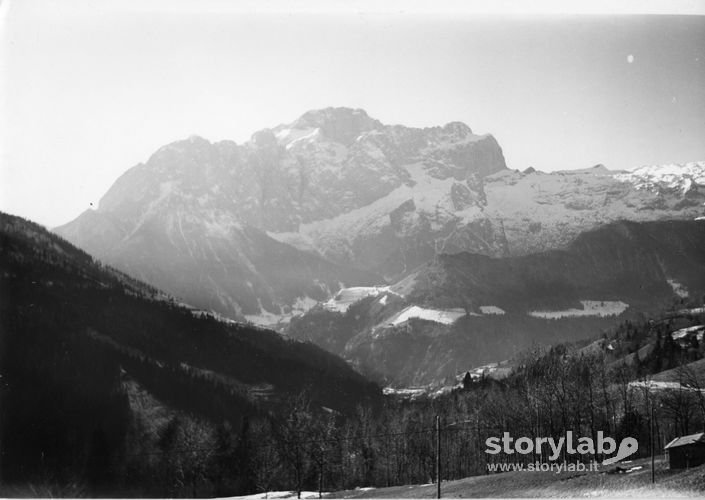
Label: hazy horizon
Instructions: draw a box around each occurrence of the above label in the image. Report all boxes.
[1,1,705,227]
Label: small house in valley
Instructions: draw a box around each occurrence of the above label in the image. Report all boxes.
[664,432,705,469]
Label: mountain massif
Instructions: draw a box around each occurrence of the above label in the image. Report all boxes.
[55,108,705,326]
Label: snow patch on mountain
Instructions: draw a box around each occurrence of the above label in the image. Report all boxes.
[291,161,484,254]
[480,305,506,315]
[630,380,705,393]
[405,163,482,223]
[671,325,705,340]
[275,126,320,149]
[466,362,512,381]
[389,305,467,326]
[528,300,629,319]
[292,296,319,315]
[382,386,427,398]
[613,161,705,194]
[297,185,413,244]
[667,279,689,298]
[324,286,392,313]
[245,295,319,326]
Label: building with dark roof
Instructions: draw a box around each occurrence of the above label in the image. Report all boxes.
[664,432,705,469]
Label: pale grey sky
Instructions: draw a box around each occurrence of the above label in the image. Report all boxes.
[1,0,704,227]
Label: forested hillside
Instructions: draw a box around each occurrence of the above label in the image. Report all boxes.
[0,212,380,496]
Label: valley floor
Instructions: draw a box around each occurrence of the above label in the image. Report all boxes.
[328,457,705,498]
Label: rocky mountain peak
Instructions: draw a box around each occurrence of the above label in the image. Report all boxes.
[250,128,279,148]
[292,107,383,145]
[441,121,473,137]
[147,135,214,166]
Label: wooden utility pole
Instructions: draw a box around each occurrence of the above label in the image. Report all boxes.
[436,415,441,499]
[651,399,655,484]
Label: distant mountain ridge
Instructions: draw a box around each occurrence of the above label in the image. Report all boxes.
[289,219,705,387]
[55,107,705,324]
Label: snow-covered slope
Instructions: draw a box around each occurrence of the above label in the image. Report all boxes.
[613,162,705,194]
[388,305,467,326]
[277,161,705,277]
[527,300,629,319]
[324,286,392,313]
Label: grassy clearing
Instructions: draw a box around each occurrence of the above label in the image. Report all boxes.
[331,457,705,498]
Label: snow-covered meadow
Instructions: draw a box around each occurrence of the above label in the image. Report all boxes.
[528,300,629,319]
